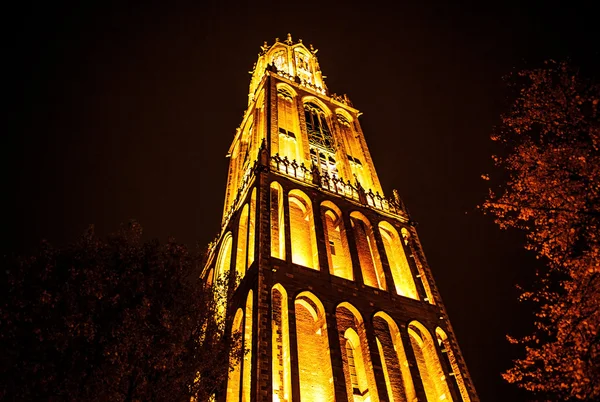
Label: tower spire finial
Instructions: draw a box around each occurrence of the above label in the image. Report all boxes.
[285,33,293,45]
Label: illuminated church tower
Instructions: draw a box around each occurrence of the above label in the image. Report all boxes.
[203,34,479,402]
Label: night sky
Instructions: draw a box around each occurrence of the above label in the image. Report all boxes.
[5,1,599,401]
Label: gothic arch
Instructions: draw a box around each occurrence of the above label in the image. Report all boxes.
[288,189,319,270]
[336,302,379,402]
[408,321,453,402]
[436,328,471,402]
[272,284,291,402]
[235,204,249,281]
[334,107,354,123]
[247,188,256,268]
[226,308,244,402]
[349,211,386,290]
[276,83,302,162]
[270,182,285,260]
[321,201,352,280]
[276,82,298,97]
[378,221,419,300]
[372,312,416,402]
[216,232,233,281]
[301,96,332,116]
[294,291,335,402]
[215,233,234,325]
[242,291,253,402]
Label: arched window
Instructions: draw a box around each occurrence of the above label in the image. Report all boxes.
[288,190,319,270]
[242,291,253,402]
[378,222,419,300]
[373,312,416,402]
[436,328,471,402]
[321,201,352,280]
[350,212,386,290]
[408,321,453,402]
[276,85,302,162]
[294,49,313,84]
[226,308,244,402]
[270,182,285,260]
[272,284,291,402]
[235,204,249,281]
[336,303,379,402]
[272,49,288,73]
[295,292,335,402]
[304,102,334,152]
[247,189,256,268]
[215,233,233,325]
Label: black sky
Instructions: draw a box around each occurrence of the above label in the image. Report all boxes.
[4,1,599,401]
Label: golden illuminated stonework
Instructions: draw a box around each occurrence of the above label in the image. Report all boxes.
[203,34,479,402]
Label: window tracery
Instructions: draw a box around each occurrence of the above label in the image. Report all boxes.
[304,103,334,152]
[294,50,312,83]
[272,49,288,73]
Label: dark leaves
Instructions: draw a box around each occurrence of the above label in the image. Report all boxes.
[0,222,229,401]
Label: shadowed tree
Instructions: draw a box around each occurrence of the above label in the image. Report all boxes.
[0,222,236,402]
[483,60,599,400]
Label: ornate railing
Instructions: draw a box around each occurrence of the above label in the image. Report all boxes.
[206,145,409,264]
[270,153,408,217]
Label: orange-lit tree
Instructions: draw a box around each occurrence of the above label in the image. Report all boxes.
[0,222,235,402]
[483,60,599,400]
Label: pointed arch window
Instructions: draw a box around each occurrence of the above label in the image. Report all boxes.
[379,221,419,300]
[321,201,352,280]
[276,87,301,162]
[408,321,453,402]
[304,103,334,152]
[336,303,379,402]
[373,312,416,402]
[350,212,386,290]
[295,292,335,402]
[272,285,291,402]
[226,309,244,402]
[270,182,286,260]
[235,204,249,282]
[272,49,288,73]
[288,190,319,270]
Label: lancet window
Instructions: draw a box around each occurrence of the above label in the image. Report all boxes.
[372,312,416,402]
[247,189,256,268]
[270,182,286,260]
[235,204,249,282]
[215,233,233,324]
[350,212,386,290]
[336,303,379,402]
[321,201,352,280]
[272,49,288,73]
[408,321,453,402]
[288,190,319,270]
[295,292,335,402]
[276,86,301,162]
[304,102,334,152]
[272,285,291,402]
[378,222,419,300]
[294,50,313,84]
[226,309,244,402]
[242,291,253,402]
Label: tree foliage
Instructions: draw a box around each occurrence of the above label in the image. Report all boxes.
[0,222,233,401]
[483,60,600,400]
